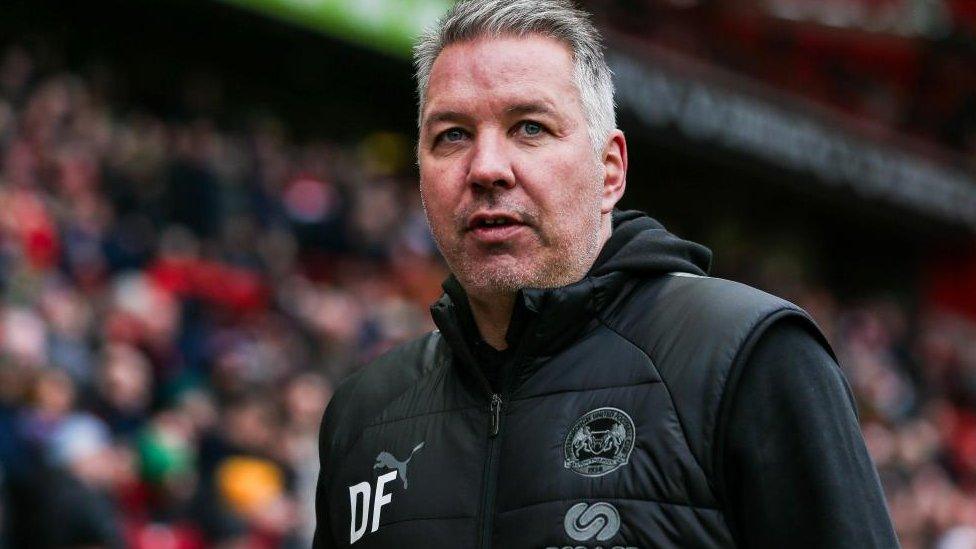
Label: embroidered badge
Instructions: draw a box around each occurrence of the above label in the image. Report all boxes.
[564,407,635,477]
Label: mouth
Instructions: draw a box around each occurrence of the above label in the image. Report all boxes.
[465,211,529,244]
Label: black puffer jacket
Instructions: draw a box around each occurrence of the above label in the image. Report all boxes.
[313,210,896,548]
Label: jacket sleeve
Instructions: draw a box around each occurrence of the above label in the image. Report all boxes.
[311,461,336,549]
[719,317,900,548]
[312,388,345,549]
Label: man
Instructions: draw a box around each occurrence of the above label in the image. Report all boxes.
[314,0,899,547]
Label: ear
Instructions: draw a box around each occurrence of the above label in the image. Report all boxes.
[600,129,627,214]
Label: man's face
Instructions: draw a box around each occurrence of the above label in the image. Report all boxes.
[418,34,609,297]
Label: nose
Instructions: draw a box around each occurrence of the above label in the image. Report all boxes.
[466,132,515,192]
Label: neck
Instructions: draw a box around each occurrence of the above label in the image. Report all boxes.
[467,290,516,350]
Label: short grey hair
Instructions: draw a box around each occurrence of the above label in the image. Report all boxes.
[413,0,616,152]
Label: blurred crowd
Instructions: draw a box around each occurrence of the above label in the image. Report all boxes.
[1,42,976,549]
[0,45,444,548]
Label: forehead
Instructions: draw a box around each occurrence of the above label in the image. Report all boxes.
[423,34,581,120]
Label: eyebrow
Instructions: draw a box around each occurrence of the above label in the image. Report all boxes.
[423,101,563,130]
[423,110,474,130]
[504,102,559,119]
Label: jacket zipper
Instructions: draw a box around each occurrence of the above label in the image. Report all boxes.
[489,393,503,437]
[451,310,531,548]
[479,390,504,549]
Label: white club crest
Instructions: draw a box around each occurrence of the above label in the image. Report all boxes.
[564,407,635,477]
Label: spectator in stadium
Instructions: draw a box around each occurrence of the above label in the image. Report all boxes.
[313,0,898,547]
[39,413,126,549]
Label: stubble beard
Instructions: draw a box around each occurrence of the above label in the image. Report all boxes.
[431,195,605,298]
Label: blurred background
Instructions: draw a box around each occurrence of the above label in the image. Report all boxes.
[0,0,975,547]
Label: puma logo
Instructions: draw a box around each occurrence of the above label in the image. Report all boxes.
[374,442,425,489]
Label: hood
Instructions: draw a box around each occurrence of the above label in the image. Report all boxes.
[589,209,711,279]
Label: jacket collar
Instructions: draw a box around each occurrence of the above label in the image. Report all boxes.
[431,269,628,351]
[429,269,628,395]
[428,209,711,394]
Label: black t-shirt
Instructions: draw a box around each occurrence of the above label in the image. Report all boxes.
[472,341,514,392]
[720,317,898,547]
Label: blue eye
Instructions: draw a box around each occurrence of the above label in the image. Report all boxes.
[522,121,543,136]
[443,128,465,142]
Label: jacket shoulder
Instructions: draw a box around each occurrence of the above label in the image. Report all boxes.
[600,273,832,485]
[317,331,443,467]
[603,273,828,359]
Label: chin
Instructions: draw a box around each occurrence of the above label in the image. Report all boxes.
[459,266,533,295]
[457,256,572,296]
[444,240,594,295]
